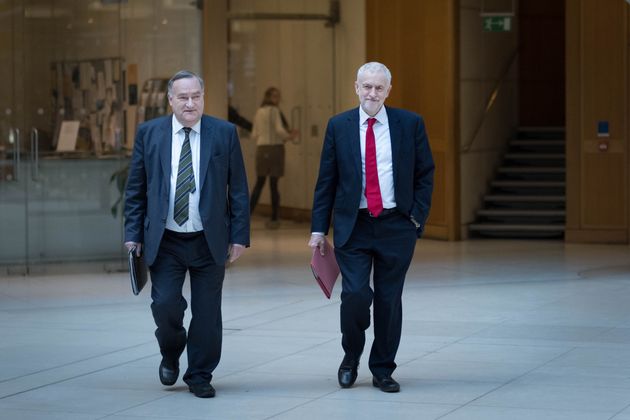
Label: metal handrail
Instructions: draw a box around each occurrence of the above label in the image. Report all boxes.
[13,128,20,181]
[461,47,520,153]
[31,128,39,181]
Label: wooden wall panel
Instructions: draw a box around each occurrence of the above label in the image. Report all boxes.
[565,0,581,230]
[366,0,458,240]
[565,0,629,243]
[582,154,626,227]
[581,1,626,141]
[429,151,446,225]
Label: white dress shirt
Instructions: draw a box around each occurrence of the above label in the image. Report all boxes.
[165,116,203,232]
[359,106,396,210]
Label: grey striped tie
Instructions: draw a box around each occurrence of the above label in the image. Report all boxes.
[174,127,196,226]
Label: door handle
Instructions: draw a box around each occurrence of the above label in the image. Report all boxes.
[290,106,302,144]
[11,127,20,182]
[31,128,39,181]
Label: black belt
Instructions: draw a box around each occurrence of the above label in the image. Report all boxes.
[358,208,398,218]
[165,229,204,239]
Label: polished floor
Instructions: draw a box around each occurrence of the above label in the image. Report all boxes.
[2,218,630,419]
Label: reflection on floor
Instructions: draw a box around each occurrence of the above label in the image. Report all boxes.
[2,216,630,419]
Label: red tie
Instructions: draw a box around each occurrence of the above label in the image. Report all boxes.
[365,117,383,217]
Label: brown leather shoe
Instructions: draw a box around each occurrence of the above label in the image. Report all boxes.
[372,375,400,393]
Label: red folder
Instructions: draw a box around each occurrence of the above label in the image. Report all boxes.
[310,238,340,299]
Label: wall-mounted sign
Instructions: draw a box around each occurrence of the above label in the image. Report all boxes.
[597,121,610,138]
[483,16,512,32]
[56,121,80,152]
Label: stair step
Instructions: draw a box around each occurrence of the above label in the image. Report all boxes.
[469,223,565,232]
[484,195,565,202]
[511,140,564,146]
[491,181,566,187]
[498,166,565,173]
[518,126,565,132]
[477,209,566,217]
[516,127,565,140]
[473,126,567,239]
[505,153,565,159]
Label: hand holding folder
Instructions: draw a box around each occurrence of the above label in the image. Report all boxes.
[128,246,148,295]
[310,237,340,299]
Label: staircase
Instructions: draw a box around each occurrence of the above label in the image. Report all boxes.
[469,127,565,239]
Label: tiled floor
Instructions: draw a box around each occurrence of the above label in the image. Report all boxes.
[2,218,630,419]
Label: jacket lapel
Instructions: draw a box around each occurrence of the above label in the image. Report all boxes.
[159,116,173,193]
[348,108,361,177]
[198,116,214,191]
[386,107,402,183]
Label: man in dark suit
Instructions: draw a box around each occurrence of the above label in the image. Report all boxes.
[124,70,250,398]
[309,62,434,393]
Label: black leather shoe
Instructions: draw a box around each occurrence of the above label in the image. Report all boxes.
[188,382,216,398]
[337,357,359,388]
[372,375,400,392]
[158,360,179,386]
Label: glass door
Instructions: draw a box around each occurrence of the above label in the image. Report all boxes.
[0,0,209,273]
[228,0,337,219]
[19,0,128,272]
[0,1,28,271]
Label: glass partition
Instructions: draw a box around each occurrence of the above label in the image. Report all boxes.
[0,0,202,273]
[228,0,336,216]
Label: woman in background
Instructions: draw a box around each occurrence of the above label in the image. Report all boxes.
[249,87,298,229]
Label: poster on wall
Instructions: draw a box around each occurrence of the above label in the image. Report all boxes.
[56,121,80,152]
[51,57,125,154]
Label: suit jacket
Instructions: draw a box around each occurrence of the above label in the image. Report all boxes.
[311,106,434,248]
[124,114,250,266]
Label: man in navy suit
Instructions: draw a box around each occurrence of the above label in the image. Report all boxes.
[309,62,434,393]
[124,70,250,398]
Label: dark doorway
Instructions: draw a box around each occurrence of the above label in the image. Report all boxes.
[518,0,565,127]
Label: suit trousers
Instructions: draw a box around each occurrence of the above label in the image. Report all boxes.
[149,229,225,385]
[334,210,417,378]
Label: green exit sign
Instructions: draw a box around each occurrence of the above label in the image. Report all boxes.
[483,16,512,32]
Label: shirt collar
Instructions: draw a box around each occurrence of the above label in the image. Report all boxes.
[359,105,388,126]
[172,115,201,136]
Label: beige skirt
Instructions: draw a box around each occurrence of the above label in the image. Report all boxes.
[256,145,285,177]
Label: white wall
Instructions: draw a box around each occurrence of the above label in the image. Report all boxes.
[459,0,519,237]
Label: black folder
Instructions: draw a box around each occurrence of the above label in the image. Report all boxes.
[128,247,148,295]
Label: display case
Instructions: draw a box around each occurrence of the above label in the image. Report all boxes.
[51,58,125,155]
[137,78,170,124]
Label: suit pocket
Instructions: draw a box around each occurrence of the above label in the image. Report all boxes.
[333,192,345,210]
[211,154,227,170]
